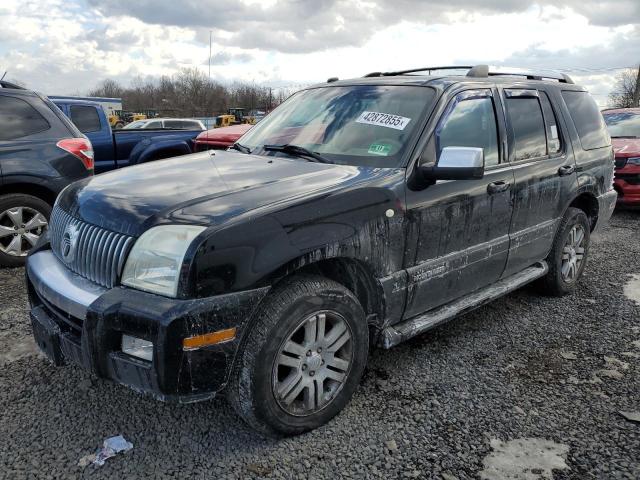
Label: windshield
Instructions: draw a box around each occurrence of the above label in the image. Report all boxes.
[239,85,435,167]
[603,111,640,138]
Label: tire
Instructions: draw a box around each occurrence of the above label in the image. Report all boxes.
[539,207,590,296]
[0,194,51,267]
[227,274,369,436]
[114,122,124,129]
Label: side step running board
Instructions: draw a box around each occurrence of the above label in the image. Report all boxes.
[379,261,548,349]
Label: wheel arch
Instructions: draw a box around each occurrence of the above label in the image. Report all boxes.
[266,255,386,329]
[0,183,57,206]
[566,191,599,231]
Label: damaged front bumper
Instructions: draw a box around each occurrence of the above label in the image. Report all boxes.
[26,249,269,403]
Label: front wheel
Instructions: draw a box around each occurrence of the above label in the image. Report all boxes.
[0,194,51,267]
[227,275,369,436]
[539,207,590,296]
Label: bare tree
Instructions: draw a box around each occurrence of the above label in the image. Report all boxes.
[85,71,287,117]
[88,79,124,98]
[609,66,640,108]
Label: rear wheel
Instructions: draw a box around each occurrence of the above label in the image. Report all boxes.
[227,275,369,436]
[539,207,590,296]
[0,194,51,267]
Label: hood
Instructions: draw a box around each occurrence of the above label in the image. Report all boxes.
[612,137,640,157]
[195,124,253,143]
[58,150,391,237]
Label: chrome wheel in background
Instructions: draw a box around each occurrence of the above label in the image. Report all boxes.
[0,206,48,257]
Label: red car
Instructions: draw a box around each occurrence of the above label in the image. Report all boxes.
[193,123,253,152]
[603,108,640,207]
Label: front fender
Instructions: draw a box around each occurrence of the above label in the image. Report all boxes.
[184,178,407,299]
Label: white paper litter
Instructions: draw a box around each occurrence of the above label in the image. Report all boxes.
[92,435,133,466]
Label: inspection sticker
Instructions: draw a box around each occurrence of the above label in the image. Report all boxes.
[368,143,392,156]
[356,111,411,130]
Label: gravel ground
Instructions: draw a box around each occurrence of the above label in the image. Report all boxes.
[1,210,639,480]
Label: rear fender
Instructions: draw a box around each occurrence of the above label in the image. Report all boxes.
[131,138,193,165]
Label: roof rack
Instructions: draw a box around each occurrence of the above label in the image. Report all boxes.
[0,80,26,89]
[364,66,473,77]
[363,64,574,84]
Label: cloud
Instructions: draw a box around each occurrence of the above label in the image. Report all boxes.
[0,0,638,102]
[86,0,640,54]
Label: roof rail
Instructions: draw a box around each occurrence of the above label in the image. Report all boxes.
[364,66,473,78]
[0,80,26,90]
[363,64,574,84]
[467,65,574,84]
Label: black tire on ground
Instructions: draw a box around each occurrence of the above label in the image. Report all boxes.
[227,274,369,436]
[115,122,124,129]
[539,207,591,296]
[0,194,51,267]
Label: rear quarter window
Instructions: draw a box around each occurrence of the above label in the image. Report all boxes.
[561,91,610,150]
[0,95,50,140]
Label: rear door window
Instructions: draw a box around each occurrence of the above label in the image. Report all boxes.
[561,90,610,150]
[0,95,50,140]
[505,94,547,161]
[70,105,101,133]
[145,121,161,128]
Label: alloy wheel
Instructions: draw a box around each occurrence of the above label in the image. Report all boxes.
[561,224,586,283]
[0,207,48,257]
[272,311,353,417]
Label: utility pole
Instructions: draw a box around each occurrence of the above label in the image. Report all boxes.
[633,63,640,108]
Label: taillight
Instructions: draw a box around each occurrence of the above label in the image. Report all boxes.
[56,138,94,170]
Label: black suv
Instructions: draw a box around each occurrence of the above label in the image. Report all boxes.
[0,81,94,266]
[26,66,616,435]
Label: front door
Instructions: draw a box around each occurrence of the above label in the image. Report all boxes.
[403,88,514,319]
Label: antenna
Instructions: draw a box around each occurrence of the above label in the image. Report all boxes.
[1,71,7,81]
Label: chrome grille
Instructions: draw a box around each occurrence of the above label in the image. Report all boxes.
[49,205,134,288]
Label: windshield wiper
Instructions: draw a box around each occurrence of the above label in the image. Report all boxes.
[611,135,638,139]
[231,142,251,154]
[263,144,333,164]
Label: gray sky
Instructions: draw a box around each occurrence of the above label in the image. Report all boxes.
[1,0,638,104]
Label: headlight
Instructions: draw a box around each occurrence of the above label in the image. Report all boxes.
[121,225,206,297]
[628,157,640,166]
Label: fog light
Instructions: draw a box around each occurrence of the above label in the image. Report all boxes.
[121,335,153,362]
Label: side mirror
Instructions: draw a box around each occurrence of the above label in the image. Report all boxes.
[420,147,485,181]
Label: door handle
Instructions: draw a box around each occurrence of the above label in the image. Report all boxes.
[487,181,510,194]
[558,165,575,176]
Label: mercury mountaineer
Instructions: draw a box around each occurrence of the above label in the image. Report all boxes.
[27,65,616,435]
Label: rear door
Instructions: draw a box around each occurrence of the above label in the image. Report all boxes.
[501,87,577,277]
[403,88,514,318]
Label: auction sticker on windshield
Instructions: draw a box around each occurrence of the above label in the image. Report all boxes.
[356,111,411,131]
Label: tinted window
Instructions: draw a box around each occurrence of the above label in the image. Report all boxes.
[163,120,196,129]
[145,121,161,128]
[506,97,547,161]
[562,91,610,150]
[70,105,101,133]
[436,96,500,166]
[0,95,50,140]
[539,92,561,154]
